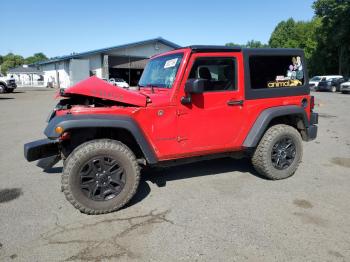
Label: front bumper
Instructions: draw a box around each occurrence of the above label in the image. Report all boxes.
[24,138,59,162]
[7,82,17,89]
[340,85,350,92]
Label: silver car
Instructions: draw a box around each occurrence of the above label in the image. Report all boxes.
[340,80,350,94]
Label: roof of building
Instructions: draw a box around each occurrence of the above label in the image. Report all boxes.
[34,37,181,66]
[8,66,43,74]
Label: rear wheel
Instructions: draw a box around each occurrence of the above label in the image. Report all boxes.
[252,124,303,180]
[62,139,140,214]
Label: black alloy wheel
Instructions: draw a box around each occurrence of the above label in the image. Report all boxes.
[271,137,296,170]
[80,156,126,201]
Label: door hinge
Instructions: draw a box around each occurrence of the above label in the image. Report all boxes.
[177,136,187,142]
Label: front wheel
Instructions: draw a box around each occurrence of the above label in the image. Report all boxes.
[252,124,303,180]
[0,84,6,94]
[62,139,140,214]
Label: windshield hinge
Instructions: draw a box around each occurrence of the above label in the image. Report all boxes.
[146,97,152,104]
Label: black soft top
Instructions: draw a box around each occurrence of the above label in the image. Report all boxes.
[182,45,303,54]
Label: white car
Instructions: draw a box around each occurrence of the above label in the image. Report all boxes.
[309,75,343,89]
[109,78,129,88]
[340,79,350,94]
[0,73,17,93]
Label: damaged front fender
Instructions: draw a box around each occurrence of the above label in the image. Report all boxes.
[43,114,158,164]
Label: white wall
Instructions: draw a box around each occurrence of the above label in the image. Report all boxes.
[40,61,70,88]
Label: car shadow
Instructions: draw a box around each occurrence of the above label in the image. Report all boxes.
[144,157,266,188]
[0,97,14,100]
[42,157,264,210]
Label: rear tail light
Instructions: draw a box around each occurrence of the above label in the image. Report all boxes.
[301,98,308,108]
[310,96,315,111]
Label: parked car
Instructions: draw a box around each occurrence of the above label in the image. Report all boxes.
[109,78,129,88]
[316,76,345,92]
[24,46,318,214]
[0,73,17,93]
[309,75,343,90]
[309,76,323,89]
[340,79,350,94]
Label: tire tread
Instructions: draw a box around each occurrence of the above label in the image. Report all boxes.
[61,139,140,215]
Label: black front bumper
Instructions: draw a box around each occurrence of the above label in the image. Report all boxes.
[24,138,59,162]
[305,112,318,141]
[7,82,17,89]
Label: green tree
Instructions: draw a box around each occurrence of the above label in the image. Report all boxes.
[225,42,242,47]
[0,53,24,74]
[246,40,269,48]
[269,18,319,59]
[25,52,48,65]
[225,40,268,48]
[312,0,350,75]
[268,18,320,74]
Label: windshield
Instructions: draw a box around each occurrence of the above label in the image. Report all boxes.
[138,53,183,88]
[310,76,321,81]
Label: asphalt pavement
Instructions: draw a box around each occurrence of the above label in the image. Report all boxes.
[0,89,349,261]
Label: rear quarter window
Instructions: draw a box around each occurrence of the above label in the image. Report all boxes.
[249,55,304,89]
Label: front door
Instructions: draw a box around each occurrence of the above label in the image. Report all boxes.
[177,53,245,157]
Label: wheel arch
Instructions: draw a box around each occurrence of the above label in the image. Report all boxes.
[0,81,7,87]
[45,115,158,164]
[243,105,309,149]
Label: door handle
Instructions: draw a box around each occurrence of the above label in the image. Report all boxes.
[227,99,244,106]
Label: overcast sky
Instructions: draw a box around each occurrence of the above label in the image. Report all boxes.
[0,0,315,57]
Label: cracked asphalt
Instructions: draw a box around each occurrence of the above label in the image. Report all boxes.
[0,89,350,261]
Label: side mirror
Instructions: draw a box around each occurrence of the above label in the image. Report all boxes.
[185,78,208,94]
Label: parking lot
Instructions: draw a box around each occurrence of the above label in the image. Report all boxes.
[0,89,349,261]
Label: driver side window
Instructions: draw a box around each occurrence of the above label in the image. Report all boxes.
[189,57,236,92]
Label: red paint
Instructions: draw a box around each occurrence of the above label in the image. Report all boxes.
[56,48,314,161]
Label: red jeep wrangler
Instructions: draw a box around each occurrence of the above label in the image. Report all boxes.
[24,46,318,214]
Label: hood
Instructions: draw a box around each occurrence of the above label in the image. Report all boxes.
[64,76,147,107]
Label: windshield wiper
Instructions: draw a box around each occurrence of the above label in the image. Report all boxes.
[138,84,158,93]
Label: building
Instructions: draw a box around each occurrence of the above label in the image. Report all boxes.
[33,37,180,89]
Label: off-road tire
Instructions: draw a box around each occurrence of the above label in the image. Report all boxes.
[252,124,303,180]
[62,139,140,215]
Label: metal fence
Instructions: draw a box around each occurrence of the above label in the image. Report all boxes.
[16,80,46,88]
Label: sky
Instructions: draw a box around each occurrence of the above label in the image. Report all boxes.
[0,0,315,58]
